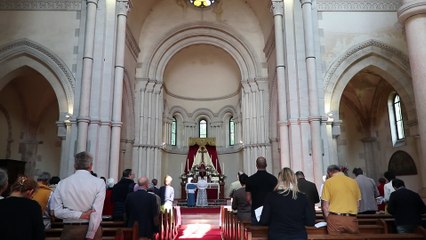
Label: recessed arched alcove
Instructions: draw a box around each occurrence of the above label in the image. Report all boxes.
[163,43,241,114]
[388,150,417,176]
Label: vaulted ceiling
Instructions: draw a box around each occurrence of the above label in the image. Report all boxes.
[127,0,272,44]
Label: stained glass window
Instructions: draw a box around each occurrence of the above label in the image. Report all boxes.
[393,95,405,140]
[229,117,235,146]
[199,119,207,138]
[171,117,177,146]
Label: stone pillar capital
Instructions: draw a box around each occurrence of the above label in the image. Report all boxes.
[86,0,99,5]
[398,0,426,23]
[300,0,313,7]
[271,0,284,16]
[117,0,131,16]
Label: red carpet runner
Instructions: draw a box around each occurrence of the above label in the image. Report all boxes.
[179,207,221,214]
[176,226,221,240]
[176,207,222,240]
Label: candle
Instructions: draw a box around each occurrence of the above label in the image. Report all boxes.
[222,163,225,175]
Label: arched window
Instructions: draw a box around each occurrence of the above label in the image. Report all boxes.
[393,95,405,140]
[388,93,405,145]
[171,117,177,146]
[199,119,207,138]
[229,117,235,146]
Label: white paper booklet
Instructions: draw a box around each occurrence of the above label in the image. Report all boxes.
[315,221,327,228]
[254,206,263,222]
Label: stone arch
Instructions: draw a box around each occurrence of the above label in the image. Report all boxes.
[218,105,238,121]
[0,39,75,115]
[324,40,415,122]
[168,106,190,123]
[141,22,264,83]
[192,108,215,122]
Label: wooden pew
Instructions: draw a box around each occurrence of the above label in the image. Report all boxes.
[307,232,426,240]
[225,207,426,240]
[45,220,135,240]
[113,223,138,240]
[50,220,126,229]
[158,207,181,240]
[244,226,426,240]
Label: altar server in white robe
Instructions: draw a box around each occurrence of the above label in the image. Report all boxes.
[196,172,208,207]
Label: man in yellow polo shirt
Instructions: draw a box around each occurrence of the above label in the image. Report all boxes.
[321,165,361,235]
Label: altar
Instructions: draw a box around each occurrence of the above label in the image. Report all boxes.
[181,182,224,199]
[180,138,226,200]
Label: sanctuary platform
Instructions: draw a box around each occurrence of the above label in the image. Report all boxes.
[176,198,228,207]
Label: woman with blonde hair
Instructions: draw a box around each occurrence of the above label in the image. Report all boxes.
[0,175,45,239]
[260,167,315,240]
[160,175,174,211]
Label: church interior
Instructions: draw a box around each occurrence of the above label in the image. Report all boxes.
[0,0,425,201]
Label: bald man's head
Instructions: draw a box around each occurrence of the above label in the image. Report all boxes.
[256,156,267,170]
[138,176,149,189]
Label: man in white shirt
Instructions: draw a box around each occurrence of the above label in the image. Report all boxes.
[53,152,106,240]
[383,171,396,202]
[228,171,243,198]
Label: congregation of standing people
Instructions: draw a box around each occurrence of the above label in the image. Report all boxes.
[0,151,174,240]
[228,157,426,239]
[0,152,425,240]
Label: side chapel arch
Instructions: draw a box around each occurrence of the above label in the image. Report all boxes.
[324,40,415,123]
[0,39,75,115]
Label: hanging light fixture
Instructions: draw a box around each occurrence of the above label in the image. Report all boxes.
[189,0,216,8]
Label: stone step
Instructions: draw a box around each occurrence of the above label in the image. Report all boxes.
[176,198,228,207]
[181,213,220,227]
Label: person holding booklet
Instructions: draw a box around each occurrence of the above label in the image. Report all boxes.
[246,156,277,224]
[259,167,315,240]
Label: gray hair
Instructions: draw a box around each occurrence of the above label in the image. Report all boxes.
[74,151,93,170]
[37,171,51,181]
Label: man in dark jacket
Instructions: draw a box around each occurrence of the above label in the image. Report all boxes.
[387,178,426,233]
[246,156,278,225]
[125,176,159,239]
[295,171,320,214]
[111,169,135,220]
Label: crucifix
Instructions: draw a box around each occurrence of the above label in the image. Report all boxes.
[198,146,208,165]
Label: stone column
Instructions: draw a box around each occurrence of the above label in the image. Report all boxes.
[300,0,323,184]
[76,0,99,152]
[325,114,341,166]
[271,0,290,167]
[398,0,426,196]
[361,137,378,180]
[110,0,130,181]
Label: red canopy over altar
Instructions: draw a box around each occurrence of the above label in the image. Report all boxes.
[184,140,222,174]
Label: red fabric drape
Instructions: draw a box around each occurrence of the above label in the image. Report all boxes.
[206,145,221,174]
[185,144,199,174]
[184,144,221,174]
